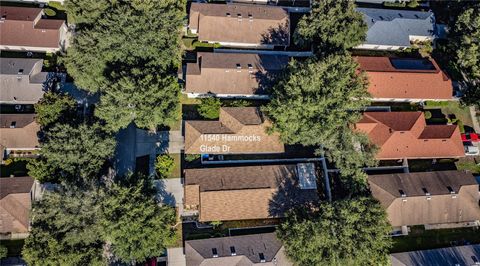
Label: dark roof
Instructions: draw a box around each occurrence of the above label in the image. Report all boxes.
[0,58,42,75]
[391,244,480,266]
[0,6,41,21]
[34,19,65,30]
[368,170,477,198]
[222,107,263,125]
[185,233,284,265]
[0,114,36,128]
[419,125,457,139]
[0,176,34,199]
[190,3,288,20]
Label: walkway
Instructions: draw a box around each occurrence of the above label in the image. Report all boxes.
[167,247,186,266]
[154,178,184,214]
[469,106,480,133]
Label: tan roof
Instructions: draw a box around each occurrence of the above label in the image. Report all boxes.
[0,176,34,234]
[369,171,480,227]
[185,107,284,154]
[0,6,65,49]
[355,56,453,100]
[356,112,465,159]
[0,114,40,150]
[185,52,289,95]
[189,3,290,46]
[184,164,319,222]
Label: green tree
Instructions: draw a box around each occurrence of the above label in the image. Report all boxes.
[0,245,7,259]
[34,123,115,182]
[27,158,61,183]
[450,5,480,107]
[407,0,419,8]
[277,197,392,266]
[22,190,104,266]
[101,177,177,263]
[155,154,175,179]
[34,92,77,127]
[95,69,180,131]
[294,0,367,55]
[198,98,221,119]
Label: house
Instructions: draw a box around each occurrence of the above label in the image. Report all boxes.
[185,52,289,98]
[0,176,35,239]
[355,56,453,102]
[184,107,284,154]
[0,6,68,52]
[0,114,41,161]
[1,58,48,104]
[391,244,480,266]
[355,112,465,160]
[184,163,319,222]
[369,171,480,235]
[188,3,290,49]
[185,233,293,266]
[356,8,436,50]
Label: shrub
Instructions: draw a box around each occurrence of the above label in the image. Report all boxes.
[44,8,56,17]
[192,41,221,49]
[424,101,449,107]
[198,98,221,119]
[155,154,175,179]
[182,38,196,49]
[47,1,66,11]
[407,0,419,8]
[226,99,251,107]
[185,154,200,162]
[384,1,406,8]
[456,120,465,133]
[0,245,7,259]
[424,111,432,119]
[3,158,13,166]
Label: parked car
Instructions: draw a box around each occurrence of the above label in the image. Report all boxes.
[464,143,479,156]
[461,133,479,142]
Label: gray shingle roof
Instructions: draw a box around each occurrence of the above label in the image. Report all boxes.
[0,58,47,104]
[391,244,480,266]
[357,8,436,47]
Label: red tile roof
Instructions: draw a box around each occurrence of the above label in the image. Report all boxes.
[356,112,465,159]
[355,56,453,100]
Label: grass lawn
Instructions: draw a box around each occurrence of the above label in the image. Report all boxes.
[168,153,181,179]
[423,101,473,130]
[455,157,480,175]
[391,227,480,253]
[1,160,28,177]
[0,239,24,257]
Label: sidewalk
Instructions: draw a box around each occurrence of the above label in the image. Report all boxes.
[469,106,480,133]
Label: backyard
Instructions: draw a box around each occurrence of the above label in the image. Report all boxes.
[391,226,480,253]
[423,101,475,133]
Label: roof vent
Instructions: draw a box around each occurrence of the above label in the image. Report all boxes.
[226,12,231,17]
[422,187,430,196]
[447,186,455,194]
[236,64,241,69]
[248,14,253,21]
[212,248,218,258]
[259,253,266,263]
[379,16,384,20]
[18,69,24,75]
[230,246,236,256]
[10,121,16,128]
[248,64,253,73]
[237,14,242,20]
[399,189,406,198]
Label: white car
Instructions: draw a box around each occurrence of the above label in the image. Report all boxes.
[464,144,480,156]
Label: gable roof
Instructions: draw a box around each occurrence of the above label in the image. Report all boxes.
[0,58,47,104]
[369,171,480,227]
[185,233,292,266]
[184,164,319,222]
[189,3,290,46]
[184,107,284,154]
[391,244,480,266]
[0,114,41,150]
[356,112,465,159]
[0,176,34,234]
[356,56,452,100]
[0,6,66,49]
[357,8,435,47]
[185,52,289,95]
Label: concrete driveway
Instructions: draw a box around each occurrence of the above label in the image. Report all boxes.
[154,178,184,214]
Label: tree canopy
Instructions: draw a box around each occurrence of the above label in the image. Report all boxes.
[197,98,221,119]
[22,190,104,266]
[277,197,392,266]
[29,123,115,183]
[451,5,480,107]
[294,0,367,55]
[34,92,77,127]
[101,177,177,263]
[263,55,375,188]
[155,154,175,179]
[64,0,185,130]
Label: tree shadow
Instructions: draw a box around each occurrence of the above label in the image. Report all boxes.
[252,54,289,95]
[393,244,480,266]
[154,179,176,207]
[268,164,320,217]
[260,23,290,47]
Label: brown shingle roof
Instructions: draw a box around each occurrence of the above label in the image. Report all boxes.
[356,112,465,159]
[184,107,284,154]
[189,3,290,46]
[0,114,40,150]
[185,52,289,95]
[0,176,34,234]
[369,171,480,227]
[355,56,453,100]
[0,6,65,49]
[184,164,319,222]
